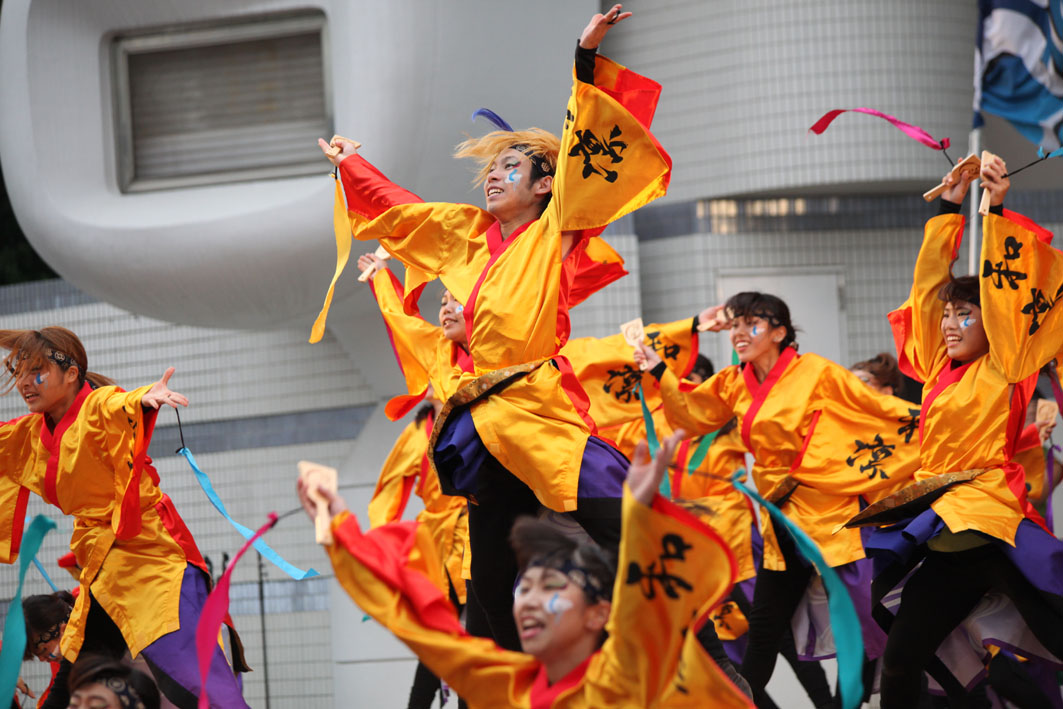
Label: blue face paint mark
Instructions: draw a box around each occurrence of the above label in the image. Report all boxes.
[455,303,464,314]
[961,316,973,329]
[506,168,521,184]
[545,592,572,619]
[34,373,47,386]
[751,325,761,337]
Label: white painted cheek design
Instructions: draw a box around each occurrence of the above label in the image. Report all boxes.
[960,316,974,329]
[455,303,464,314]
[35,372,48,386]
[751,325,761,337]
[506,168,522,184]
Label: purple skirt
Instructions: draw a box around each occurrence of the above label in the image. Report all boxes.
[434,407,628,501]
[140,564,250,709]
[867,510,1063,691]
[865,509,1063,599]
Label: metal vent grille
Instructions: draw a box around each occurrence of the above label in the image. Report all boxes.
[113,12,330,192]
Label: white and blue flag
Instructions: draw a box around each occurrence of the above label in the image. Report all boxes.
[974,0,1063,149]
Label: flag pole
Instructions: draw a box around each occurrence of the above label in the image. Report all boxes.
[968,126,982,275]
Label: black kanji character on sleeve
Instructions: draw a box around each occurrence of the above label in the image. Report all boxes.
[603,364,643,403]
[569,124,627,182]
[1020,282,1063,336]
[896,409,920,444]
[845,434,895,480]
[982,236,1028,290]
[626,533,694,600]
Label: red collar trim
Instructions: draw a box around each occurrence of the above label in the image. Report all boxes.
[40,382,93,508]
[740,347,797,451]
[463,219,536,347]
[452,343,474,374]
[918,359,975,444]
[530,654,594,709]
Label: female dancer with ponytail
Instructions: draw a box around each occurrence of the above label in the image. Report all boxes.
[0,327,249,709]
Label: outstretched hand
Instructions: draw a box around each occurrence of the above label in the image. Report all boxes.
[296,477,348,521]
[627,430,685,505]
[579,4,631,49]
[317,137,359,168]
[142,367,189,410]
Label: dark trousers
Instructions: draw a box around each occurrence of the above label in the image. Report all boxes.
[740,519,829,708]
[880,544,1063,708]
[464,454,622,651]
[730,582,833,708]
[407,586,467,709]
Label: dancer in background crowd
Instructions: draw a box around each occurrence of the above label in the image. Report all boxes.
[861,157,1063,708]
[850,352,903,398]
[0,327,249,709]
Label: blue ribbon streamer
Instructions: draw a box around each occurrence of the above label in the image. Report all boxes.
[32,557,58,593]
[178,447,318,580]
[0,515,57,702]
[732,471,864,709]
[1037,146,1063,159]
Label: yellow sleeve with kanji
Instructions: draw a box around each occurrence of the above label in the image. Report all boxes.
[889,214,965,383]
[367,420,425,528]
[980,212,1063,383]
[790,362,921,500]
[548,55,671,234]
[562,317,698,430]
[582,486,743,707]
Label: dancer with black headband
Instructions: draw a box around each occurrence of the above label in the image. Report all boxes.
[314,4,672,653]
[0,327,249,709]
[636,295,922,707]
[855,155,1063,707]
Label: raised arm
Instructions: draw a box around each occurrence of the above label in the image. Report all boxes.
[977,157,1063,382]
[366,420,426,528]
[638,343,739,436]
[887,170,974,383]
[547,5,671,237]
[366,265,449,419]
[297,482,539,706]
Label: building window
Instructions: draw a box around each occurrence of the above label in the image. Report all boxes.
[112,11,330,192]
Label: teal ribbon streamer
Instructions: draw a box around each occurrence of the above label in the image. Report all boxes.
[636,383,665,495]
[732,470,864,709]
[686,429,718,472]
[1038,146,1063,159]
[178,447,318,580]
[0,515,57,702]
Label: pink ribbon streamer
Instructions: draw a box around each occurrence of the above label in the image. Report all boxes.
[196,512,277,709]
[809,108,950,151]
